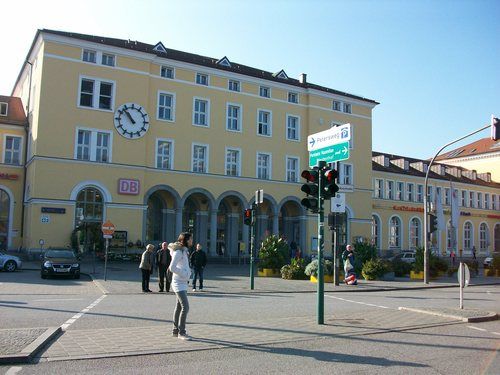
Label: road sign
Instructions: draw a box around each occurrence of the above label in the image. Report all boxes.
[458,262,470,287]
[307,124,351,151]
[102,220,116,236]
[330,193,345,213]
[103,234,113,239]
[309,141,349,167]
[255,189,264,204]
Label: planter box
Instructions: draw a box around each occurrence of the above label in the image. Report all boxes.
[484,269,500,277]
[310,275,333,283]
[410,270,424,280]
[258,268,280,277]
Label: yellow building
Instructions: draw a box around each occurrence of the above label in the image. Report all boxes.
[372,151,500,257]
[10,29,378,258]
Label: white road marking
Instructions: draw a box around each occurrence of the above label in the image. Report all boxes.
[326,295,391,309]
[6,366,22,374]
[33,298,84,302]
[60,295,106,331]
[467,325,500,336]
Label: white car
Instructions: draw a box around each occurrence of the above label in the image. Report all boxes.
[483,257,493,268]
[0,252,22,272]
[392,251,416,264]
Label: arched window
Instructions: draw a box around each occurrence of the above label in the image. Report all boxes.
[409,218,420,249]
[0,189,10,250]
[75,187,104,225]
[479,223,489,251]
[372,215,380,250]
[463,222,473,251]
[389,216,401,248]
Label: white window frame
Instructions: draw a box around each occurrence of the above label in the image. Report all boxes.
[191,143,209,173]
[461,190,467,207]
[343,102,352,113]
[463,221,473,250]
[101,53,115,67]
[156,138,174,170]
[286,156,300,183]
[340,163,353,186]
[485,193,490,210]
[416,184,424,203]
[225,147,241,177]
[476,192,482,209]
[286,114,300,141]
[0,102,7,116]
[409,217,421,250]
[192,97,210,127]
[386,180,394,200]
[77,75,115,112]
[374,178,384,199]
[492,194,497,210]
[389,215,402,248]
[444,188,450,205]
[74,127,113,163]
[228,80,241,92]
[259,86,270,98]
[3,134,23,165]
[256,152,272,180]
[479,222,488,251]
[468,191,475,208]
[160,65,175,79]
[82,49,96,63]
[396,182,404,201]
[332,100,341,111]
[157,91,176,122]
[226,103,242,132]
[196,72,209,86]
[257,109,272,137]
[406,183,414,202]
[288,92,299,104]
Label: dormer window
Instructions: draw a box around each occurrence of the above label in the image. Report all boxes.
[101,53,115,67]
[196,73,208,86]
[160,66,174,79]
[0,102,7,116]
[288,92,298,104]
[82,49,96,63]
[228,80,240,92]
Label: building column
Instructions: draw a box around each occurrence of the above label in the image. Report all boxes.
[210,209,217,256]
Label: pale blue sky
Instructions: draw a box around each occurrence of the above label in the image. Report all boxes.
[1,0,498,159]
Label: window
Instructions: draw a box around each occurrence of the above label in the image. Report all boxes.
[288,92,298,103]
[409,218,421,249]
[427,186,434,203]
[193,98,209,127]
[259,86,270,98]
[286,115,300,141]
[396,182,404,201]
[343,103,352,113]
[332,100,341,111]
[101,53,115,67]
[468,191,474,208]
[447,221,453,250]
[374,179,384,198]
[485,193,490,210]
[436,187,442,204]
[286,156,299,183]
[196,73,208,85]
[464,222,472,250]
[157,92,175,121]
[493,194,497,210]
[4,136,22,165]
[257,153,271,180]
[75,188,103,223]
[389,216,401,248]
[386,180,394,200]
[228,80,240,92]
[156,139,173,170]
[160,66,174,79]
[461,190,467,207]
[340,163,352,185]
[192,144,208,173]
[226,104,241,131]
[406,183,414,202]
[82,49,96,63]
[479,223,488,251]
[417,184,424,203]
[257,110,271,136]
[75,128,111,162]
[477,192,482,209]
[0,102,7,116]
[372,215,381,249]
[225,148,240,176]
[444,188,450,205]
[78,77,114,110]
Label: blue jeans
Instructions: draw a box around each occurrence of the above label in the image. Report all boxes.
[193,267,204,289]
[173,290,189,335]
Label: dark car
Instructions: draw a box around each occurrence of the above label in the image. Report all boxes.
[41,249,80,279]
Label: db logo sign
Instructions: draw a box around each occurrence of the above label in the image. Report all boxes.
[118,178,140,195]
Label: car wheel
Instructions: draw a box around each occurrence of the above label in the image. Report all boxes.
[4,260,17,272]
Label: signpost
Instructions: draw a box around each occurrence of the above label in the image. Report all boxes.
[250,190,262,290]
[458,262,470,309]
[102,220,115,281]
[331,193,345,213]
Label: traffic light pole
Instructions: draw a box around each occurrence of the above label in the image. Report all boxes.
[317,161,325,325]
[250,204,255,290]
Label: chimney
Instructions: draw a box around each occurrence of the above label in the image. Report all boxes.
[299,73,307,84]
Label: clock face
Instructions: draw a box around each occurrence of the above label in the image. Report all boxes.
[114,103,150,139]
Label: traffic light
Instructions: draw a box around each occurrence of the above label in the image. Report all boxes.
[300,168,320,212]
[322,168,339,200]
[491,116,500,141]
[244,208,252,225]
[429,213,438,233]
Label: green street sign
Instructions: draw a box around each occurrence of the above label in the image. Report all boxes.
[309,141,349,167]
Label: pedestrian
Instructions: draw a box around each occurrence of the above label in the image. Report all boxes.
[168,232,193,340]
[472,246,476,260]
[190,243,207,291]
[342,244,357,285]
[139,244,155,293]
[450,250,456,266]
[156,242,172,292]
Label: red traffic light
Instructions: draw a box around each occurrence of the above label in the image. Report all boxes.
[244,209,252,225]
[324,169,338,182]
[301,169,319,182]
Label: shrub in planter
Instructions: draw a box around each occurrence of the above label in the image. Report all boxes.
[447,266,458,277]
[429,256,448,277]
[305,259,333,277]
[349,242,377,275]
[258,235,289,270]
[392,258,412,277]
[362,258,391,280]
[464,260,479,276]
[492,254,500,271]
[280,258,308,280]
[413,247,424,273]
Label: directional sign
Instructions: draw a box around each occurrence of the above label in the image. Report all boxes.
[307,124,351,151]
[330,193,345,213]
[309,141,349,167]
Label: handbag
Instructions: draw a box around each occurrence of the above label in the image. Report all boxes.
[344,257,354,273]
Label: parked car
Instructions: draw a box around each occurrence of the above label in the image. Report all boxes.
[483,256,493,269]
[0,252,22,272]
[391,251,416,264]
[41,249,80,279]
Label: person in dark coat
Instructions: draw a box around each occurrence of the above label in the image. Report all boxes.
[156,242,172,292]
[139,244,155,292]
[342,244,357,285]
[190,243,207,291]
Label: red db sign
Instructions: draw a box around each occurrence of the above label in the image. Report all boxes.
[118,179,140,195]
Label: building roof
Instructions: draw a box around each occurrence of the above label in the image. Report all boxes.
[0,96,27,127]
[29,29,378,105]
[435,137,500,160]
[372,151,500,188]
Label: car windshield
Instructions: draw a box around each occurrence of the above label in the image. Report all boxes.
[45,250,75,259]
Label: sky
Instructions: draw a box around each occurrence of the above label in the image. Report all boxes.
[1,0,498,160]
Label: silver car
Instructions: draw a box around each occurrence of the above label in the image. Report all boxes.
[0,252,22,272]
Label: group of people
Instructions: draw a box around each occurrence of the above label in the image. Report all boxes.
[139,232,207,341]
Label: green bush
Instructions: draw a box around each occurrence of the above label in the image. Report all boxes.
[305,259,333,277]
[280,258,308,280]
[392,258,412,277]
[447,266,458,277]
[492,254,500,271]
[350,242,377,275]
[413,247,424,273]
[362,258,391,280]
[413,247,448,277]
[258,235,289,270]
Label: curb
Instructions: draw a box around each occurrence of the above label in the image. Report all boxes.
[0,327,61,365]
[398,307,498,323]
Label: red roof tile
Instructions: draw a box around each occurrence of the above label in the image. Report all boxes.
[436,137,500,160]
[0,96,27,127]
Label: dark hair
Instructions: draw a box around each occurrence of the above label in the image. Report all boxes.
[177,232,192,247]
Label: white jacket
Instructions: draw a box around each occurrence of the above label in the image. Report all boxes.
[168,242,191,292]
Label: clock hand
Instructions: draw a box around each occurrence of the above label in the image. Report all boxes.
[123,109,136,124]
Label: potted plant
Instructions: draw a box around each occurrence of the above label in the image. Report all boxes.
[485,254,500,277]
[411,247,424,279]
[362,258,392,280]
[305,259,333,283]
[280,258,308,280]
[257,235,289,277]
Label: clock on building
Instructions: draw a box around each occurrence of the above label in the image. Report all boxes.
[113,103,150,139]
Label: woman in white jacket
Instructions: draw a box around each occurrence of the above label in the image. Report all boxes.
[168,232,193,340]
